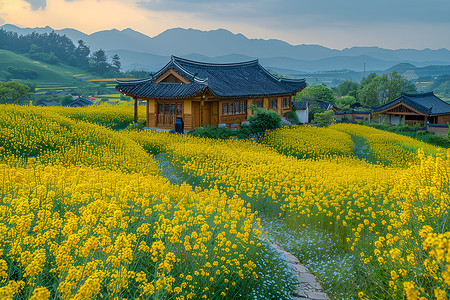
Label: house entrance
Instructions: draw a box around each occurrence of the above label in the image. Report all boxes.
[157,102,182,128]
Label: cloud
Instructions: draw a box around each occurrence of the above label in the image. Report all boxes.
[0,17,4,25]
[136,0,450,25]
[24,0,46,10]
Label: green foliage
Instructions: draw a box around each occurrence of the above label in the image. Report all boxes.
[247,106,282,139]
[335,95,357,110]
[285,110,300,125]
[61,95,74,106]
[0,81,31,104]
[309,107,324,122]
[358,71,417,107]
[6,66,38,79]
[312,110,335,127]
[336,80,359,97]
[427,135,450,148]
[294,84,336,104]
[191,125,232,139]
[27,51,60,64]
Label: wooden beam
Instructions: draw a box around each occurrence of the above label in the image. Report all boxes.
[134,97,138,124]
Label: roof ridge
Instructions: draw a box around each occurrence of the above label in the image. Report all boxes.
[402,91,434,97]
[172,55,259,68]
[115,77,152,84]
[171,59,209,83]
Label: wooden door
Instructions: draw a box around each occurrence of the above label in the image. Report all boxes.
[203,102,211,126]
[211,102,219,126]
[192,102,201,129]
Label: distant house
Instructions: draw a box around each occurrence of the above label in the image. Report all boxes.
[34,99,61,107]
[335,110,373,122]
[372,92,450,135]
[372,92,450,125]
[312,99,337,112]
[67,97,93,107]
[115,56,306,131]
[292,100,309,124]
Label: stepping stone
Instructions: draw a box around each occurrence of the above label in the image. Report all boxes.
[305,291,331,300]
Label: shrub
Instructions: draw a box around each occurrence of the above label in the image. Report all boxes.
[312,110,335,127]
[248,106,282,139]
[285,110,300,125]
[426,135,450,148]
[191,125,232,139]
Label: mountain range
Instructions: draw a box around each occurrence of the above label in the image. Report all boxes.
[2,24,450,77]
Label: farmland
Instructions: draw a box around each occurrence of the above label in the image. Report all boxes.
[0,105,449,299]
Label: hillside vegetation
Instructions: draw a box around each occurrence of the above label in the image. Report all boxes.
[0,49,96,89]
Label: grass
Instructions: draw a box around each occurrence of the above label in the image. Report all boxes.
[0,49,99,89]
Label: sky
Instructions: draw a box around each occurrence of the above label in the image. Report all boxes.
[1,0,450,50]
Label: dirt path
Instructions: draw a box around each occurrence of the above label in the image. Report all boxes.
[271,243,330,300]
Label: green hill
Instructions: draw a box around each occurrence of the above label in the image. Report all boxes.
[0,49,99,91]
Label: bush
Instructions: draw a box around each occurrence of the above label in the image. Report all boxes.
[191,125,232,139]
[285,110,300,125]
[6,66,38,79]
[247,106,282,139]
[426,135,450,148]
[312,110,335,127]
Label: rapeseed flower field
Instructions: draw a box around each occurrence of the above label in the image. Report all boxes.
[0,104,448,299]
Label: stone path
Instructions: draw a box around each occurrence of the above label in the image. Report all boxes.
[271,244,330,300]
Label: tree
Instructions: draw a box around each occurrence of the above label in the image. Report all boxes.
[91,49,109,75]
[312,110,335,127]
[335,95,357,111]
[294,84,336,104]
[358,71,417,107]
[248,105,281,140]
[74,40,90,69]
[0,81,31,104]
[336,80,359,98]
[111,54,121,73]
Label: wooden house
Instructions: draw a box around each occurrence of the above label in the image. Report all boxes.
[372,92,450,127]
[115,56,306,131]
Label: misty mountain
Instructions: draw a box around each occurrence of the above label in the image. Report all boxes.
[3,24,450,74]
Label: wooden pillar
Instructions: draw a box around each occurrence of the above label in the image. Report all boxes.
[201,95,205,127]
[134,97,138,125]
[277,96,282,116]
[146,98,149,128]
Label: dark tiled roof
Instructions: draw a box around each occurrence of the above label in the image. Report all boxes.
[68,97,93,107]
[292,100,308,109]
[372,92,450,115]
[116,56,306,99]
[309,99,334,110]
[117,81,206,100]
[35,100,61,106]
[350,102,362,109]
[335,109,371,115]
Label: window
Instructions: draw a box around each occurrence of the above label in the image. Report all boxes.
[158,102,182,116]
[240,101,246,113]
[254,99,263,108]
[269,99,277,110]
[282,97,290,108]
[222,100,247,115]
[222,102,228,115]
